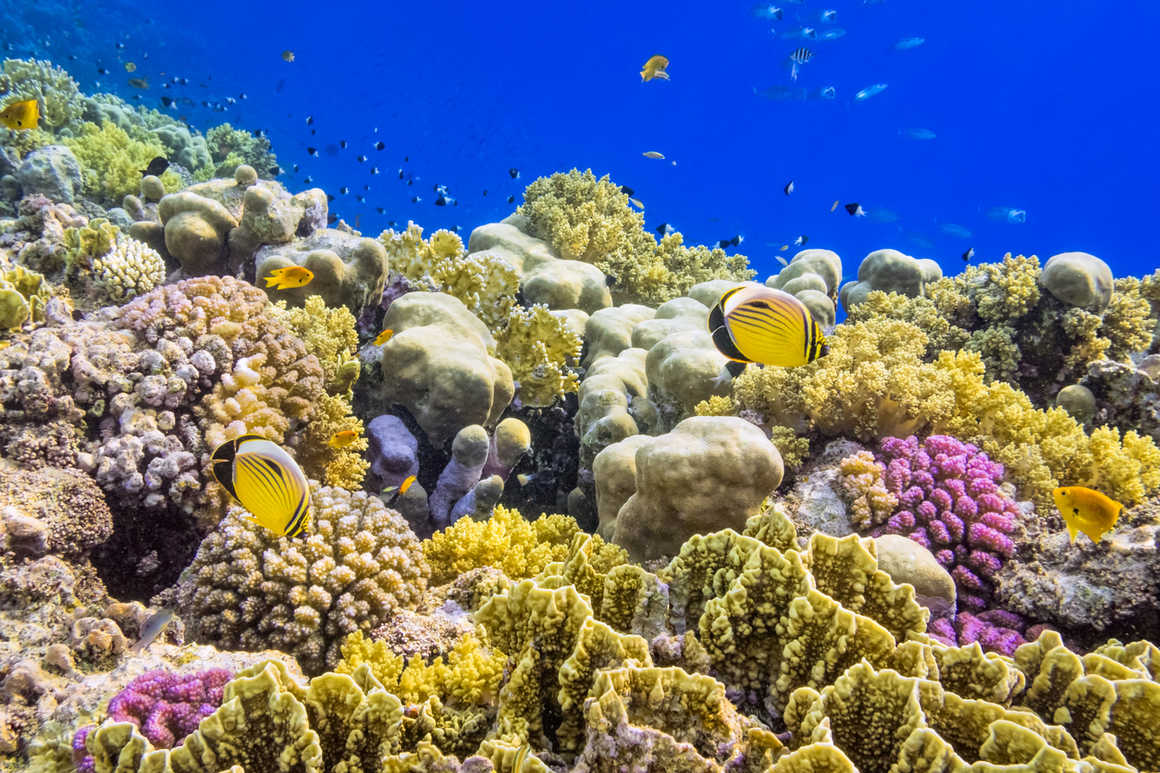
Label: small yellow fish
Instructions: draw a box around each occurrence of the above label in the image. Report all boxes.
[264,265,314,290]
[328,429,361,449]
[629,197,644,209]
[640,55,670,82]
[374,328,394,346]
[211,435,312,538]
[642,151,665,160]
[1053,486,1123,544]
[124,62,136,72]
[0,99,39,130]
[516,473,534,487]
[282,50,295,62]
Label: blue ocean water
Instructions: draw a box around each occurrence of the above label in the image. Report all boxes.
[4,0,1157,286]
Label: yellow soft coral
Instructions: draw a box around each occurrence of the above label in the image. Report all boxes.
[518,169,753,306]
[422,505,582,585]
[271,295,366,487]
[845,289,968,357]
[380,222,519,330]
[495,303,582,407]
[336,630,505,707]
[733,317,1160,507]
[62,121,170,205]
[1101,278,1155,360]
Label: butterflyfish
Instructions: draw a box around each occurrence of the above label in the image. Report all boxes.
[129,608,175,654]
[708,285,829,368]
[0,99,39,130]
[1053,486,1123,544]
[211,435,312,538]
[640,55,670,82]
[263,265,314,290]
[374,328,394,346]
[512,744,533,772]
[642,151,665,159]
[328,429,361,449]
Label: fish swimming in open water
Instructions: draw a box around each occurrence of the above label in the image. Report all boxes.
[1053,486,1123,544]
[211,435,312,538]
[640,54,670,81]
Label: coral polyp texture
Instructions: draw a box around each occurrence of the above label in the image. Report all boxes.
[2,56,1159,773]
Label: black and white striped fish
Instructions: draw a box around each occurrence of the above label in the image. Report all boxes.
[788,47,813,80]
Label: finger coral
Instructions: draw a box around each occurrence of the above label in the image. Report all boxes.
[177,483,429,675]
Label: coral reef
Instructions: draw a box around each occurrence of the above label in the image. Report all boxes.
[176,482,429,675]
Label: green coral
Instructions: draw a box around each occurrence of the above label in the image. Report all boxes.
[0,265,53,330]
[495,303,582,407]
[518,169,753,306]
[205,122,279,179]
[62,121,171,206]
[0,58,82,130]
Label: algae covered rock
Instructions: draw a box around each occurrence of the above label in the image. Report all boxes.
[15,145,83,203]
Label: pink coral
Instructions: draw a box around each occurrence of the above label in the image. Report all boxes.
[874,435,1020,612]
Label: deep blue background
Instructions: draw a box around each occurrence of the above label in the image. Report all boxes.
[3,0,1157,285]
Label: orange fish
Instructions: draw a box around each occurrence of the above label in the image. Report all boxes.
[1053,486,1123,544]
[0,99,39,130]
[264,265,314,290]
[640,55,670,82]
[373,328,394,346]
[328,429,361,449]
[383,474,417,506]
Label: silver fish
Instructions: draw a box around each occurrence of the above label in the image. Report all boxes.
[130,608,175,654]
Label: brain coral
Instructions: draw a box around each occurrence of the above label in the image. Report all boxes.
[176,482,429,675]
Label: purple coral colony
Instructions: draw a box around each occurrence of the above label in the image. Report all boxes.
[1,55,1160,773]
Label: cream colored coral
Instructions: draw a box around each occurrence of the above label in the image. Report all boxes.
[837,450,899,529]
[89,234,167,303]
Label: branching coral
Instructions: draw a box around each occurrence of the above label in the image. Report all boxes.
[422,505,582,585]
[379,222,519,330]
[177,483,429,675]
[204,122,279,179]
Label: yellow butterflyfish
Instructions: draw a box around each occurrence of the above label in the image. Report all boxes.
[708,285,828,368]
[211,435,312,538]
[0,99,39,130]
